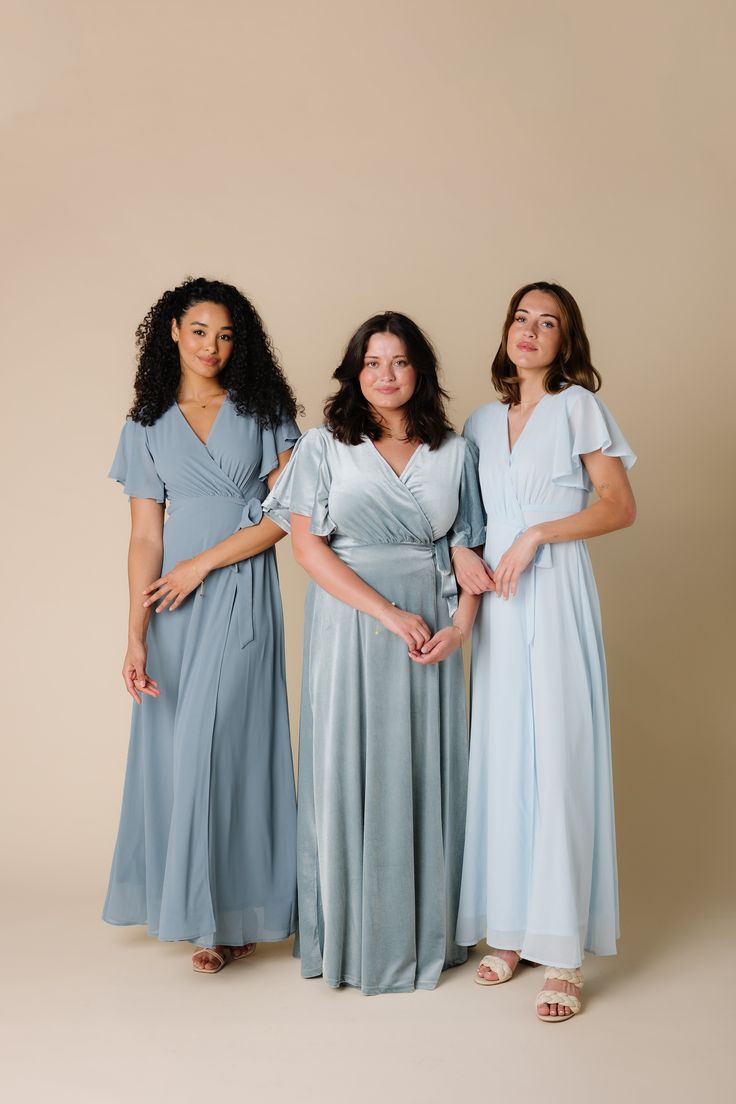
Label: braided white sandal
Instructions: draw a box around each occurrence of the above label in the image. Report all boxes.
[474,950,521,986]
[536,967,583,1022]
[192,946,231,974]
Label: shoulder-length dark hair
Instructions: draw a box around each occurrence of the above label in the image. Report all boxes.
[492,281,602,405]
[324,311,453,449]
[129,276,300,427]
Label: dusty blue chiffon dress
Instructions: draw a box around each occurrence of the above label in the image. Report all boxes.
[103,397,299,948]
[264,427,486,994]
[456,386,636,968]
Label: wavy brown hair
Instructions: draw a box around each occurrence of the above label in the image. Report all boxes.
[492,281,601,405]
[324,312,453,449]
[129,277,300,427]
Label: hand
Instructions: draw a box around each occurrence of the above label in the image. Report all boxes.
[122,641,160,704]
[451,546,495,595]
[143,557,208,612]
[377,604,432,651]
[493,530,540,599]
[409,626,463,666]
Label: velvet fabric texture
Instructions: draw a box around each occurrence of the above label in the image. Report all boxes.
[104,398,299,947]
[456,386,636,967]
[264,428,486,994]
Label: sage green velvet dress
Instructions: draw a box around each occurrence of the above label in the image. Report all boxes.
[264,427,485,994]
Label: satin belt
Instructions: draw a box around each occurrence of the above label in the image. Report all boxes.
[487,506,576,645]
[195,495,264,649]
[330,534,459,617]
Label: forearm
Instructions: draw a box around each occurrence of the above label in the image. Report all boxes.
[128,536,163,642]
[453,590,481,638]
[530,496,636,547]
[294,536,391,620]
[198,517,287,574]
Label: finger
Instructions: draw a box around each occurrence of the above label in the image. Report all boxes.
[139,683,161,698]
[157,590,177,612]
[143,578,165,595]
[420,632,442,655]
[510,568,519,597]
[169,592,188,611]
[123,671,142,705]
[143,585,170,608]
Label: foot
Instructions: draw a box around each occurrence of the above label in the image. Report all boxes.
[536,967,583,1020]
[192,945,230,973]
[476,948,520,984]
[231,943,256,962]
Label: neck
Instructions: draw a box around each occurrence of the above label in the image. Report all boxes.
[177,367,224,404]
[374,408,410,441]
[516,369,547,405]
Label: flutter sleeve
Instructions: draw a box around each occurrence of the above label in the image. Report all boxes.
[449,437,487,548]
[552,389,637,492]
[258,414,302,480]
[108,419,165,503]
[262,427,336,536]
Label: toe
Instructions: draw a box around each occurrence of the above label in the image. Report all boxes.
[538,1002,549,1016]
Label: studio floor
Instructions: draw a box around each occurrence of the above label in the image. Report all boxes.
[3,892,732,1103]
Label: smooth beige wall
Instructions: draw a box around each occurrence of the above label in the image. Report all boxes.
[1,0,733,948]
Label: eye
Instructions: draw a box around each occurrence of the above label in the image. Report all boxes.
[514,315,526,323]
[394,359,408,368]
[542,321,556,329]
[218,334,232,342]
[193,329,206,336]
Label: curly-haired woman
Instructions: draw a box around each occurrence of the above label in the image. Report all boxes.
[452,282,637,1021]
[263,312,486,994]
[104,277,300,973]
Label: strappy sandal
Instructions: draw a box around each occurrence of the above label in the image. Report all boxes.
[536,967,583,1022]
[192,946,231,974]
[231,943,257,963]
[474,949,521,986]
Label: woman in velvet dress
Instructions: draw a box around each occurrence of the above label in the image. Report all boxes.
[104,277,300,973]
[452,282,637,1021]
[264,312,485,995]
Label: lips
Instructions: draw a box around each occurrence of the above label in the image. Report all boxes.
[199,356,219,367]
[516,342,537,351]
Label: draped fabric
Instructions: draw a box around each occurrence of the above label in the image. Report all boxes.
[104,398,299,947]
[456,386,636,967]
[264,428,485,994]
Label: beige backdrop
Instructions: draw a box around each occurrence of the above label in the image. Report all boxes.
[1,1,734,1101]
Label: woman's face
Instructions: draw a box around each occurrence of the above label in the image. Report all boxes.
[358,332,417,414]
[506,290,563,372]
[171,301,234,380]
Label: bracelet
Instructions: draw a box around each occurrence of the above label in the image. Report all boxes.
[451,623,465,642]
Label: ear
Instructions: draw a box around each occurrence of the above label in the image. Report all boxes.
[171,317,179,343]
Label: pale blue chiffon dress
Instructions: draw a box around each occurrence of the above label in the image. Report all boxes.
[263,428,486,994]
[103,397,299,947]
[456,386,636,968]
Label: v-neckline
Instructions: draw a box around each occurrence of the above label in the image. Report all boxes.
[368,439,424,481]
[175,394,228,449]
[505,394,547,457]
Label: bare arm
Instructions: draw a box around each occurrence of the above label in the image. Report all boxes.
[123,498,164,702]
[291,514,433,651]
[493,451,636,598]
[143,449,292,613]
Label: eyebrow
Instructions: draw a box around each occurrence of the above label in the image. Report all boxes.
[189,321,233,329]
[516,309,559,320]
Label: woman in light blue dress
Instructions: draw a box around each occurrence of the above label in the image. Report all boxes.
[104,277,300,973]
[452,282,636,1021]
[264,312,485,995]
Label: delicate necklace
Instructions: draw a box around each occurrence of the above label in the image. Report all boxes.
[514,394,546,407]
[181,390,226,410]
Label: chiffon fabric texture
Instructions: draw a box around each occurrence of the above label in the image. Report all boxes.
[264,428,486,994]
[456,386,636,968]
[103,398,299,948]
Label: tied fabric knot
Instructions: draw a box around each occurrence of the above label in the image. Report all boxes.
[230,496,265,648]
[435,535,459,618]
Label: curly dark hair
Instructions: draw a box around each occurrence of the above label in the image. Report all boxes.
[324,311,453,449]
[128,276,300,427]
[492,281,602,404]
